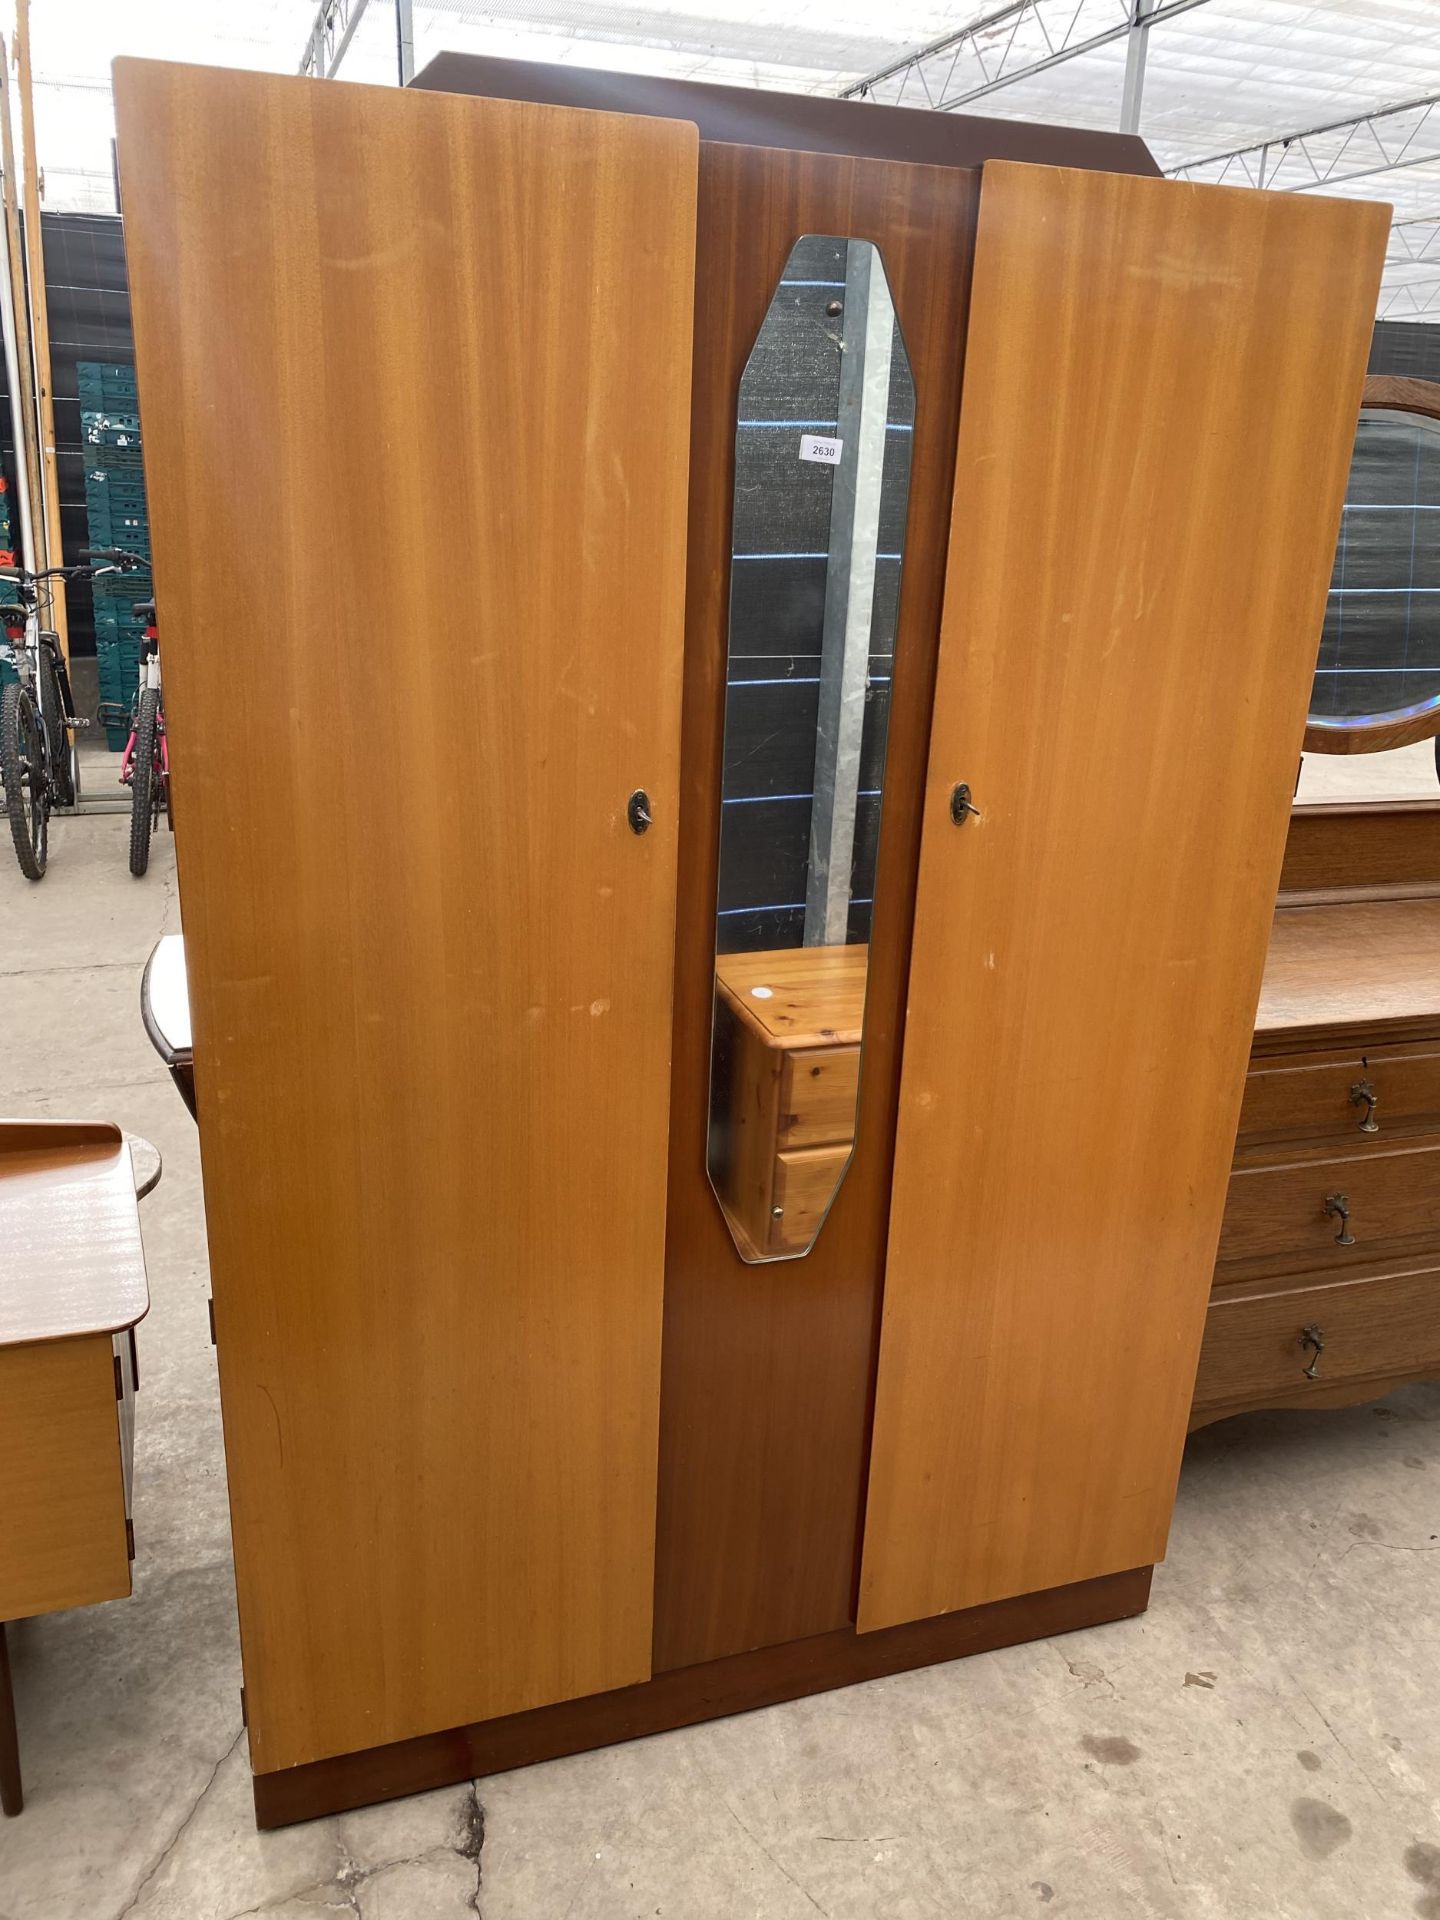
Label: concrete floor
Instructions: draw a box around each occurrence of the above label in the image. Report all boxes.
[2,811,1440,1920]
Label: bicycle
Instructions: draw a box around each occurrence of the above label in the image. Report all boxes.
[117,599,167,877]
[0,548,146,879]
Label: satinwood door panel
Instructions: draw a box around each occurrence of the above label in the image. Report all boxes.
[114,61,696,1770]
[859,162,1389,1631]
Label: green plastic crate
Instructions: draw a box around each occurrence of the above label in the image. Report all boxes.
[86,445,144,476]
[77,360,138,404]
[92,578,153,609]
[82,410,142,451]
[86,525,150,562]
[85,470,147,499]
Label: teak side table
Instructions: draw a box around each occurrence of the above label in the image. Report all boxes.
[0,1120,151,1816]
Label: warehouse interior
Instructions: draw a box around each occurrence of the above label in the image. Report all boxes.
[2,6,1440,1919]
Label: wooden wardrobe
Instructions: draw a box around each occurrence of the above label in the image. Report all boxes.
[114,56,1388,1825]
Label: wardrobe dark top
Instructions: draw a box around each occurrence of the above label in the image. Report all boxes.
[410,52,1162,179]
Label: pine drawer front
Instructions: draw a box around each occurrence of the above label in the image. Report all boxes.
[1194,1265,1440,1415]
[768,1145,852,1255]
[1218,1140,1440,1268]
[777,1046,861,1151]
[1238,1043,1440,1148]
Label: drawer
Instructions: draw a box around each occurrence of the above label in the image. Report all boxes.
[767,1144,851,1254]
[0,1333,132,1619]
[1238,1043,1440,1148]
[777,1045,860,1150]
[1193,1265,1440,1416]
[1218,1140,1440,1268]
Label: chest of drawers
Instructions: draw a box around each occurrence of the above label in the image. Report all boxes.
[709,946,865,1257]
[1192,882,1440,1425]
[0,1122,150,1815]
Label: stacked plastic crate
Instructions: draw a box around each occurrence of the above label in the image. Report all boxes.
[0,474,15,569]
[80,361,153,748]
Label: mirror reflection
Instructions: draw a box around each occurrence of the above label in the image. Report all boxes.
[1310,403,1440,750]
[706,236,914,1263]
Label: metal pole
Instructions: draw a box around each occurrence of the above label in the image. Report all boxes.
[396,0,415,84]
[0,208,35,572]
[804,244,893,949]
[1119,0,1156,135]
[14,0,68,658]
[0,35,40,572]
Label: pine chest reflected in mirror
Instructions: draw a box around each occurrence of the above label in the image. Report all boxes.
[706,235,914,1262]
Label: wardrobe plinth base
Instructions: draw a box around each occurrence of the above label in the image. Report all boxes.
[252,1564,1152,1828]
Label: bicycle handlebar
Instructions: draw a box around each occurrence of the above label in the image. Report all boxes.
[0,549,148,590]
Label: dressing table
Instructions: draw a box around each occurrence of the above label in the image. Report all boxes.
[1194,815,1440,1422]
[1193,372,1440,1422]
[0,1121,152,1814]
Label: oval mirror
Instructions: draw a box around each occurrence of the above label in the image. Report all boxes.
[706,236,914,1264]
[1307,378,1440,757]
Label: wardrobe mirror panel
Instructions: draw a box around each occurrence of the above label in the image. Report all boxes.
[707,235,914,1264]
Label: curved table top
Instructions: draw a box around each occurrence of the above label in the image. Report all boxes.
[0,1121,151,1347]
[142,933,191,1064]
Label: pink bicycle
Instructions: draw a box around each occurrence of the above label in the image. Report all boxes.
[119,597,168,876]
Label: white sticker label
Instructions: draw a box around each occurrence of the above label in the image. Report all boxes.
[799,434,843,466]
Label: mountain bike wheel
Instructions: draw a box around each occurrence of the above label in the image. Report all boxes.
[39,643,76,808]
[129,687,160,877]
[1,682,48,880]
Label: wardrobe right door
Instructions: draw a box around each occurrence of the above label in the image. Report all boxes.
[859,162,1388,1632]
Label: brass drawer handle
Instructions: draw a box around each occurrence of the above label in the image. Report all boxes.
[1300,1324,1325,1380]
[1322,1191,1355,1246]
[1349,1079,1380,1134]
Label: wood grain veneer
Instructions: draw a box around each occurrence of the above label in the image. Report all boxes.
[859,162,1390,1631]
[411,51,1163,178]
[711,946,867,1256]
[1238,1041,1440,1143]
[1253,898,1440,1050]
[115,60,697,1773]
[1192,1264,1440,1425]
[653,141,981,1670]
[1219,1138,1440,1267]
[0,1122,147,1345]
[1279,801,1440,902]
[1364,375,1440,413]
[714,945,868,1048]
[253,1565,1152,1827]
[0,1334,130,1618]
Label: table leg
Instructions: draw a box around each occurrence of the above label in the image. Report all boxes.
[0,1621,22,1815]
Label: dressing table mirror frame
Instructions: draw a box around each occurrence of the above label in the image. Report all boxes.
[1304,375,1440,758]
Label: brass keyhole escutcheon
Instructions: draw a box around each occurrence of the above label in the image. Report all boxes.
[1323,1192,1355,1246]
[950,782,981,826]
[1300,1324,1325,1380]
[1350,1079,1380,1133]
[627,789,653,835]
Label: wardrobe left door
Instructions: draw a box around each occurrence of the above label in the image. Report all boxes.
[114,60,697,1774]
